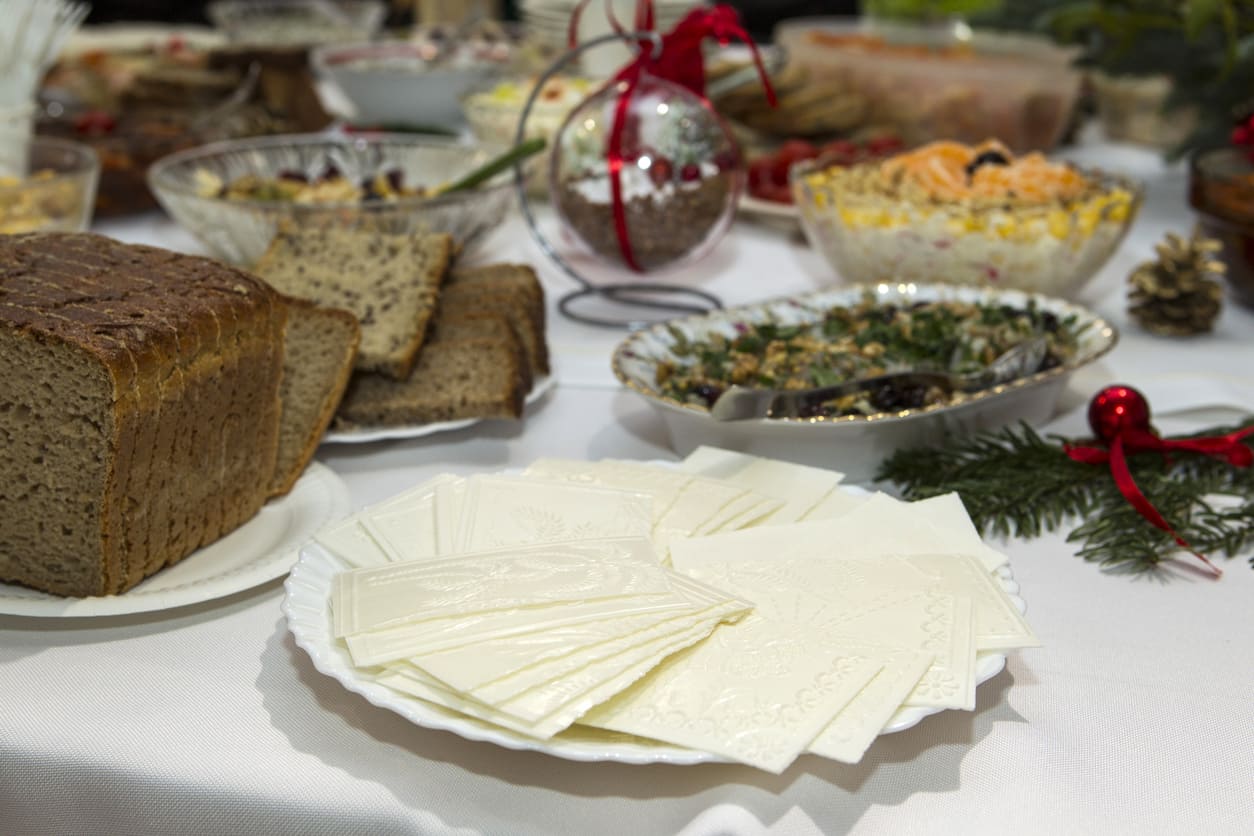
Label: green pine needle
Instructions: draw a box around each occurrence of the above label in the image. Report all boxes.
[875,420,1254,572]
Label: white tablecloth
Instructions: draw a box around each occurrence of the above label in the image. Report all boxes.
[2,141,1252,836]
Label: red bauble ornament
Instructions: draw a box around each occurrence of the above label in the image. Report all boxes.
[1087,384,1152,444]
[1068,384,1254,577]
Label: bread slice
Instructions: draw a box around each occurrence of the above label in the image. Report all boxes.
[430,309,531,394]
[253,228,453,380]
[334,337,525,430]
[442,264,549,377]
[269,298,361,498]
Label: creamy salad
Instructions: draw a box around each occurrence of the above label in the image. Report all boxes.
[795,140,1139,297]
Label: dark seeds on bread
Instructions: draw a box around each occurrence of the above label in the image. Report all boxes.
[253,228,453,380]
[430,310,531,393]
[334,337,525,429]
[442,264,549,377]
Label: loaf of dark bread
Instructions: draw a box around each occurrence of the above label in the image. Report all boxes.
[0,232,286,597]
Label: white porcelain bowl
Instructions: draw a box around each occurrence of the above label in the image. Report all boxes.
[207,0,384,46]
[311,41,508,132]
[612,282,1117,483]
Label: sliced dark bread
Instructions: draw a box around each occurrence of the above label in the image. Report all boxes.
[334,337,525,430]
[253,228,453,380]
[442,263,549,377]
[270,298,361,498]
[430,309,531,393]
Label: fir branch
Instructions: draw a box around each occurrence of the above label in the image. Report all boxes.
[876,420,1254,572]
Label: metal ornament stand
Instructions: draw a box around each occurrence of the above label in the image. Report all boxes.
[511,31,724,329]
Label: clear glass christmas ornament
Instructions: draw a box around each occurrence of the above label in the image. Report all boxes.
[549,73,742,272]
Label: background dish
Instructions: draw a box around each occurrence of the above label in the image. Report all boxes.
[148,133,515,265]
[0,463,349,617]
[792,159,1140,299]
[612,283,1117,483]
[0,136,99,233]
[283,493,1021,763]
[774,17,1080,152]
[737,192,801,233]
[311,41,507,132]
[324,377,555,444]
[207,0,384,47]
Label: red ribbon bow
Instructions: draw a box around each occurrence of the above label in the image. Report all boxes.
[569,1,776,270]
[1063,386,1254,576]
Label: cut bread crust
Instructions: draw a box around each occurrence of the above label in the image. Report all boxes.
[270,298,361,498]
[443,263,549,377]
[0,232,285,597]
[334,337,525,429]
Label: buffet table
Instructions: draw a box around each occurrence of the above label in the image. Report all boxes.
[2,141,1252,836]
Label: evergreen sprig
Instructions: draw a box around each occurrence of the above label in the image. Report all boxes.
[876,421,1254,572]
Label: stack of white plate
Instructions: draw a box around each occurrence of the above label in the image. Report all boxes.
[519,0,704,77]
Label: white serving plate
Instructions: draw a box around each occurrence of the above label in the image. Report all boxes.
[738,193,801,232]
[282,494,1024,765]
[0,463,350,617]
[611,283,1117,483]
[323,376,555,444]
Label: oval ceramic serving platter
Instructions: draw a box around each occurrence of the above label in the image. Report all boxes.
[610,282,1118,483]
[282,481,1023,766]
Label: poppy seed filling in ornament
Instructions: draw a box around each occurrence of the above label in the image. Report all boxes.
[551,75,742,271]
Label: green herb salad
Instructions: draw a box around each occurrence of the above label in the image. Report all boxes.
[654,294,1083,417]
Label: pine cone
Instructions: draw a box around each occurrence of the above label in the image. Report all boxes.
[1128,230,1225,336]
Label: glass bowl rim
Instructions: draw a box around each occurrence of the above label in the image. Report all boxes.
[789,157,1144,220]
[0,136,101,194]
[147,132,514,211]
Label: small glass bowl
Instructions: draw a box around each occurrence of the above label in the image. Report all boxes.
[0,137,100,234]
[461,75,599,194]
[207,0,384,47]
[791,158,1141,299]
[1189,147,1254,309]
[148,133,514,266]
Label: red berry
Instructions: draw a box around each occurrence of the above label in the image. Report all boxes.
[649,156,673,187]
[748,158,771,190]
[680,163,701,182]
[74,110,116,137]
[867,135,905,156]
[761,184,793,204]
[778,139,817,160]
[819,140,859,167]
[713,149,739,172]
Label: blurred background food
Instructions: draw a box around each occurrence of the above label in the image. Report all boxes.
[0,136,99,233]
[148,133,516,265]
[774,18,1081,153]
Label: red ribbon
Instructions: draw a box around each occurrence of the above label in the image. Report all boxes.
[1064,425,1254,576]
[569,1,775,270]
